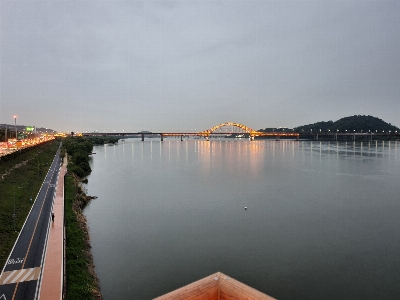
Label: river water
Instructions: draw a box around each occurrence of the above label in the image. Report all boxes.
[84,138,400,300]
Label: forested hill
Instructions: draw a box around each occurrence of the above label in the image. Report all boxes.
[294,115,399,133]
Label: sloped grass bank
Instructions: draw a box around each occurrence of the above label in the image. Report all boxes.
[65,173,102,299]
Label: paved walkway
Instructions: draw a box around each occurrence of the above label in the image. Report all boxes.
[38,157,67,300]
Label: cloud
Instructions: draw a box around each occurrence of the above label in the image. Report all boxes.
[1,0,399,131]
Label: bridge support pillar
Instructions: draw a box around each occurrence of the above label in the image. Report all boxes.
[250,136,254,141]
[275,136,280,141]
[316,134,319,141]
[141,134,144,142]
[161,134,163,142]
[181,135,183,141]
[296,136,299,141]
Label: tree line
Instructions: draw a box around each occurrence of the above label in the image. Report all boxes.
[258,115,399,134]
[62,136,119,178]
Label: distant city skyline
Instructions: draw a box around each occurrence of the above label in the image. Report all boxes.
[1,1,399,132]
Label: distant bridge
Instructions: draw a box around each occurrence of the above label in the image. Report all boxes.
[198,122,299,140]
[82,122,400,141]
[82,122,300,141]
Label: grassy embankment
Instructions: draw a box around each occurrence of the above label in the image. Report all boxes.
[64,173,101,299]
[63,136,120,300]
[0,140,60,270]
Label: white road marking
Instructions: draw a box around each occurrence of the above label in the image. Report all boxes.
[0,268,41,285]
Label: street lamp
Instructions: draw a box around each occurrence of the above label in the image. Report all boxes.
[14,186,23,232]
[14,115,17,139]
[13,191,16,231]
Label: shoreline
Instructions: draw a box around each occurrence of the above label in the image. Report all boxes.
[65,173,102,299]
[74,179,102,299]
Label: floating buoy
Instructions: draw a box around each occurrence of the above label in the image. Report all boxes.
[245,207,247,210]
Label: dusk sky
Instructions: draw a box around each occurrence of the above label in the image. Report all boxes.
[1,1,399,133]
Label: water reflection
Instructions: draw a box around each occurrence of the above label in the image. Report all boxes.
[85,139,400,300]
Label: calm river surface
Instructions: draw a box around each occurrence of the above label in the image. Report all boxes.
[84,139,400,299]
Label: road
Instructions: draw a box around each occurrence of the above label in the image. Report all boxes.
[0,146,62,300]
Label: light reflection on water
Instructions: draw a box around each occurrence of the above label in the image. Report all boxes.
[85,139,400,300]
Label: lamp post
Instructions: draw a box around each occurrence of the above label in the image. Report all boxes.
[14,115,17,139]
[14,186,23,232]
[37,161,40,181]
[13,190,16,231]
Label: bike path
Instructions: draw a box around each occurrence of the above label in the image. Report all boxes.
[38,162,66,300]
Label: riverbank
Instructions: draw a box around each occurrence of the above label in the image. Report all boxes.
[62,136,117,299]
[64,171,102,300]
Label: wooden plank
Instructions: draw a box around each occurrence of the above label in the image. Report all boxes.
[219,273,276,300]
[154,272,276,300]
[153,272,220,300]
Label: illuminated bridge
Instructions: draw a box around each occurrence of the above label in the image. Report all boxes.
[83,122,300,141]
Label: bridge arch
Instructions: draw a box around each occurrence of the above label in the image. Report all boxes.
[199,122,259,136]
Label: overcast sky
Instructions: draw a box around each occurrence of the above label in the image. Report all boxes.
[1,0,399,132]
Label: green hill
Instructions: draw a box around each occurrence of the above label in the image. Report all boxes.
[294,115,399,133]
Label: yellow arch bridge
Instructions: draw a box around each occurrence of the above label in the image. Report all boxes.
[83,122,300,141]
